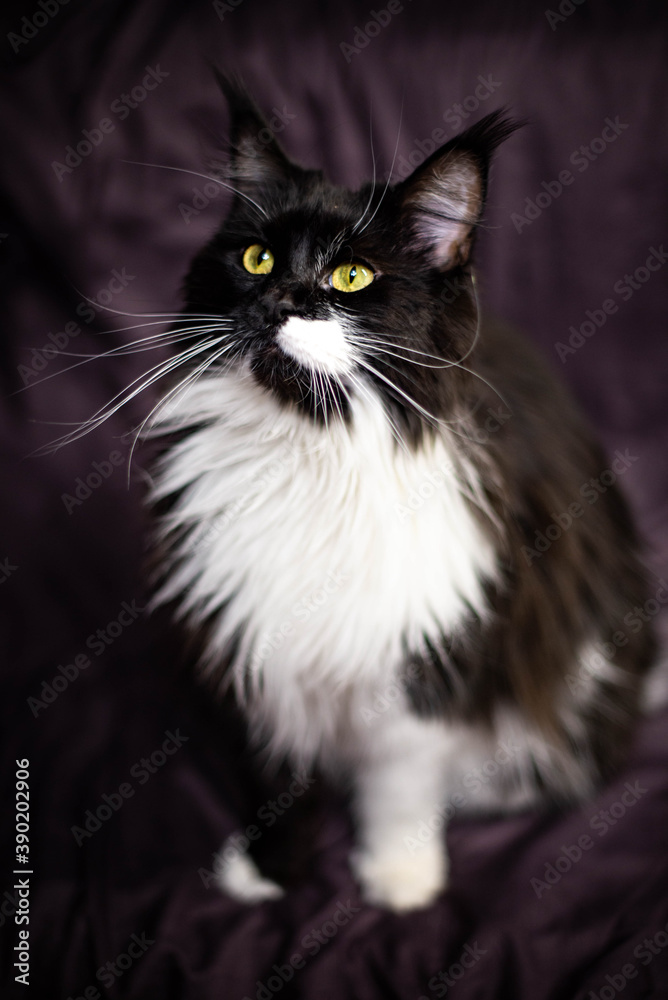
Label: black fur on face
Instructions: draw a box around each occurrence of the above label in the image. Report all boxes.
[182,76,521,436]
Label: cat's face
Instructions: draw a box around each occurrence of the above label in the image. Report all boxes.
[182,79,518,435]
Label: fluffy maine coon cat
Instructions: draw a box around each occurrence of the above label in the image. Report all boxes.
[148,78,655,911]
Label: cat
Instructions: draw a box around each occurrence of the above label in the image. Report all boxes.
[147,76,655,911]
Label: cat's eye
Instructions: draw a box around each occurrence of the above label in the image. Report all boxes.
[330,262,374,293]
[243,244,275,275]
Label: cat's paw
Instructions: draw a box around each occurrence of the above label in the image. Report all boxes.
[351,842,448,912]
[214,839,284,904]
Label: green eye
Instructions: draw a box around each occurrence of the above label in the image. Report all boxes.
[243,244,274,275]
[331,262,374,293]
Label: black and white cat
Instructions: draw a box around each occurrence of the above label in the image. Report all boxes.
[148,78,655,911]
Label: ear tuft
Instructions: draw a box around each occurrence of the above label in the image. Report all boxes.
[401,109,524,271]
[212,68,291,188]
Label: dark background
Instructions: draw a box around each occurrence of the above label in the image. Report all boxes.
[1,1,667,997]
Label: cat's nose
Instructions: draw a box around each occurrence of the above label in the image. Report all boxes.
[261,288,302,323]
[271,297,297,322]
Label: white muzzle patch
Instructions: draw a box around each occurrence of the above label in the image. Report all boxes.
[276,316,353,376]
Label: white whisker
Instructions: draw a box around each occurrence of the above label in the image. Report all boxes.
[329,372,345,425]
[346,370,410,456]
[358,339,452,370]
[16,325,229,394]
[34,336,226,454]
[352,105,377,234]
[66,293,227,321]
[355,356,442,428]
[354,99,404,237]
[122,160,268,219]
[127,341,237,475]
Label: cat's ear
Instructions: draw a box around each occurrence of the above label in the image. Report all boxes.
[214,70,292,187]
[399,110,522,271]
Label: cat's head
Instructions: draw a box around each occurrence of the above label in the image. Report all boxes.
[183,76,520,437]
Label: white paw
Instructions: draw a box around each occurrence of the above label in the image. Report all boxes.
[214,838,284,904]
[351,843,448,912]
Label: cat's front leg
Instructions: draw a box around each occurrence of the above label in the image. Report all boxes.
[350,708,456,912]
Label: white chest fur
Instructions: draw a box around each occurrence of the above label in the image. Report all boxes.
[151,373,498,764]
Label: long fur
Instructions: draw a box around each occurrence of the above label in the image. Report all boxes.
[146,79,655,910]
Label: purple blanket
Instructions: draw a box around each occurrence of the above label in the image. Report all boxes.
[1,1,667,996]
